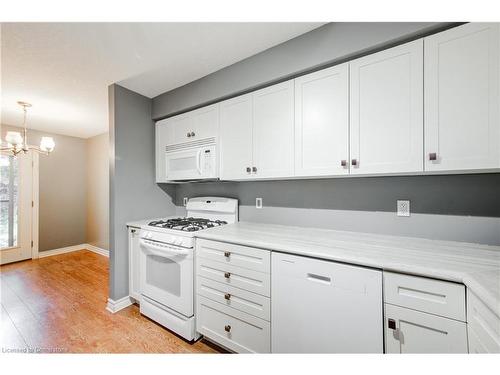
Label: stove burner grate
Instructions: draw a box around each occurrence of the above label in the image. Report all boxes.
[148,217,228,232]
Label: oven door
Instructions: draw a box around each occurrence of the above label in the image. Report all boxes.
[139,239,194,317]
[165,145,216,181]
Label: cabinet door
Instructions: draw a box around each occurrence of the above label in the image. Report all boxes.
[385,304,468,353]
[253,80,295,178]
[350,39,423,174]
[128,227,141,301]
[191,103,219,141]
[424,23,500,171]
[158,113,192,145]
[155,121,168,182]
[295,64,349,176]
[219,94,254,180]
[272,252,383,353]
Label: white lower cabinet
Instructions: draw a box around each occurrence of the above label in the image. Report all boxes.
[195,239,271,353]
[196,296,271,353]
[128,226,141,302]
[383,272,468,353]
[467,289,500,353]
[271,252,383,353]
[384,303,468,353]
[194,241,487,354]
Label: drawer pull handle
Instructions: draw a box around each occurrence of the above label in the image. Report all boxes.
[388,318,396,330]
[224,251,231,258]
[224,325,231,332]
[224,272,231,279]
[224,293,231,300]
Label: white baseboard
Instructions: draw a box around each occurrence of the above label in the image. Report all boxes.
[38,244,87,258]
[85,244,109,258]
[106,296,133,313]
[37,243,109,258]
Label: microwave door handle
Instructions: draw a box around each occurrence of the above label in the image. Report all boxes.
[196,149,202,175]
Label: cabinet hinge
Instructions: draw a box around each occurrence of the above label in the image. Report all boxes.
[31,240,33,248]
[32,201,34,207]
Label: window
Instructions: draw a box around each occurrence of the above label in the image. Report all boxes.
[0,154,19,248]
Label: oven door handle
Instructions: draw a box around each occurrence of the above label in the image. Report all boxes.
[140,239,189,258]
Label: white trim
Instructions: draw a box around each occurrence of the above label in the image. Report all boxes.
[31,152,40,259]
[106,296,133,313]
[85,244,109,257]
[37,243,110,258]
[38,244,87,258]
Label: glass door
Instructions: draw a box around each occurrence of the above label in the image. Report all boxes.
[0,151,33,265]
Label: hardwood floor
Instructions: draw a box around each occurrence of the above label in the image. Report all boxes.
[0,250,222,353]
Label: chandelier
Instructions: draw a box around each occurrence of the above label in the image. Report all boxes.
[1,101,55,156]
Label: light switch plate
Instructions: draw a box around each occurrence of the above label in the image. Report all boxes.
[256,198,263,209]
[397,200,410,217]
[183,197,188,206]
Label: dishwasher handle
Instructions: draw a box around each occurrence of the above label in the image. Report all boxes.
[306,273,332,284]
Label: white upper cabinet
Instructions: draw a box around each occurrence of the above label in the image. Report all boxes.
[253,81,295,179]
[220,80,294,180]
[156,104,219,146]
[294,64,349,177]
[349,39,424,175]
[424,23,500,172]
[219,94,254,180]
[191,104,219,141]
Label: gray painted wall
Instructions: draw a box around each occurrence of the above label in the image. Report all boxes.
[109,84,176,300]
[1,124,87,251]
[173,174,500,217]
[152,22,457,119]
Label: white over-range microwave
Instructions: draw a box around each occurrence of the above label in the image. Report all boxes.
[163,139,218,181]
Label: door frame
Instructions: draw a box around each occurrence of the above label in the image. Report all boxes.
[0,150,39,263]
[31,152,39,259]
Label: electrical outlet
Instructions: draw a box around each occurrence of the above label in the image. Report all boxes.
[256,198,263,209]
[183,197,188,206]
[397,200,410,217]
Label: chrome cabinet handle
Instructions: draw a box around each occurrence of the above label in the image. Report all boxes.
[351,159,358,166]
[224,272,231,279]
[224,251,231,258]
[429,152,437,161]
[224,325,231,332]
[224,293,231,300]
[252,166,257,173]
[340,160,347,167]
[246,167,251,173]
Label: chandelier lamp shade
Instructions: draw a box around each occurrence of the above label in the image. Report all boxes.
[1,101,55,156]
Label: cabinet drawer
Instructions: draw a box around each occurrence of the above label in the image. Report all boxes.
[384,272,466,321]
[467,290,500,353]
[197,239,270,273]
[384,303,468,353]
[196,296,270,353]
[196,258,270,297]
[197,276,270,321]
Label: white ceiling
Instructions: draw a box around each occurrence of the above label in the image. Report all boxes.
[1,22,323,138]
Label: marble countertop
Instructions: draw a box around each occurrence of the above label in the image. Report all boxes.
[195,222,500,316]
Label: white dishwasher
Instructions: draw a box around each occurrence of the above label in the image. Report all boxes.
[271,252,383,353]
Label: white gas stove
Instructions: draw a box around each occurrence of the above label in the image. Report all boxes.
[138,197,238,341]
